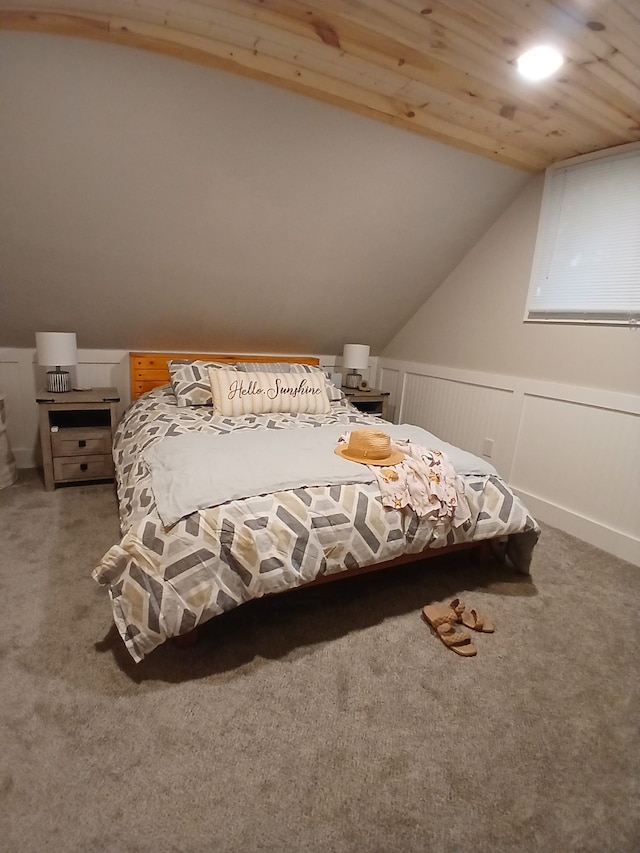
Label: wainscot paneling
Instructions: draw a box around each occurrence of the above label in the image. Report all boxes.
[375,359,640,567]
[3,349,636,566]
[1,348,129,469]
[399,372,516,477]
[0,354,24,447]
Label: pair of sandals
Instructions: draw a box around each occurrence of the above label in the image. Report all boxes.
[422,598,494,657]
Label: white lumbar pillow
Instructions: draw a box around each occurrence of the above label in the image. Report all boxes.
[209,368,331,417]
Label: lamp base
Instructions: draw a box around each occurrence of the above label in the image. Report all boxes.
[344,371,362,389]
[46,369,71,393]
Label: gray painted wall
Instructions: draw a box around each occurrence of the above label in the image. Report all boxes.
[383,176,640,395]
[0,31,528,355]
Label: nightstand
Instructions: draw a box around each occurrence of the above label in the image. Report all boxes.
[342,387,390,420]
[36,388,120,491]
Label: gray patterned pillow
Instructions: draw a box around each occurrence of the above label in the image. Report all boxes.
[168,360,238,406]
[236,362,345,402]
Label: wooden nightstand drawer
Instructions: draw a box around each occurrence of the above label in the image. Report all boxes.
[51,426,112,458]
[53,454,114,483]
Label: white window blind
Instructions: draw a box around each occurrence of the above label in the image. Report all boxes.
[526,145,640,325]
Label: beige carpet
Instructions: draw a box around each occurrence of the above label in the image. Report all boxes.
[1,469,638,853]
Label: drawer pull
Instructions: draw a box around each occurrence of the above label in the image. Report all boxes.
[80,463,88,472]
[79,440,87,448]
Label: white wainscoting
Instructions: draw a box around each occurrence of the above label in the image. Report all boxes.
[3,348,637,565]
[0,348,131,470]
[375,359,640,567]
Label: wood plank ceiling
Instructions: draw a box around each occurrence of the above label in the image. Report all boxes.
[1,0,639,171]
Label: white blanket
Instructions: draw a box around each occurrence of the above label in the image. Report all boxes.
[143,423,497,527]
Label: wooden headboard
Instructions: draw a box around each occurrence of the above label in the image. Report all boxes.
[130,352,321,400]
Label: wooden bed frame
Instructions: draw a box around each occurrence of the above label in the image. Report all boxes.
[127,351,491,647]
[130,351,320,400]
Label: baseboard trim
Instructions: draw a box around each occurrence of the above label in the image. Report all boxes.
[513,488,640,568]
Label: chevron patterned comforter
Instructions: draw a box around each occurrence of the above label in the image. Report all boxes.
[93,385,539,662]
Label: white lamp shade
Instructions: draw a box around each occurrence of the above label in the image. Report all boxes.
[36,332,78,367]
[342,344,370,370]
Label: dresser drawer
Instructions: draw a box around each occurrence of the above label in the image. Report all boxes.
[53,454,114,482]
[51,426,112,458]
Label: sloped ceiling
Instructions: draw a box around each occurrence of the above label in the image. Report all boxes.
[0,30,531,354]
[1,3,639,356]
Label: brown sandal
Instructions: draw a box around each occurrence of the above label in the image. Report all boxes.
[449,598,495,633]
[422,604,477,656]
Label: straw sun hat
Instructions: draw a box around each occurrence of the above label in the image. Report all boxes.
[335,429,403,466]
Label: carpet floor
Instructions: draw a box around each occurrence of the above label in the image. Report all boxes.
[1,469,638,852]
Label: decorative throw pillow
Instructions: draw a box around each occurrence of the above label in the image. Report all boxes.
[209,368,331,417]
[168,360,237,407]
[235,362,345,402]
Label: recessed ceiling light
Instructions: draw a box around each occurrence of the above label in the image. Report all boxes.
[517,45,564,81]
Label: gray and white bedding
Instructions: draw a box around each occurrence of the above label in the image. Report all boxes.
[93,385,540,662]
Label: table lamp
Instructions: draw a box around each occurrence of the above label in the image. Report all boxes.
[36,332,77,393]
[342,343,370,389]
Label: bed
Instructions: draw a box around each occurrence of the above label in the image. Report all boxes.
[93,352,540,662]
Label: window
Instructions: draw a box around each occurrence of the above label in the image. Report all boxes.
[525,143,640,326]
